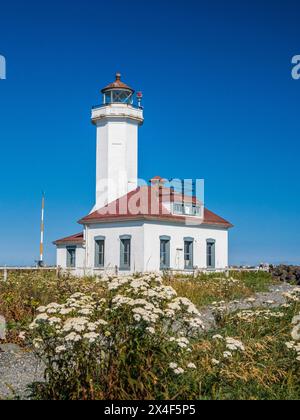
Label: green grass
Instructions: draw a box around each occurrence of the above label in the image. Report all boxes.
[192,303,300,400]
[0,271,104,344]
[164,271,276,308]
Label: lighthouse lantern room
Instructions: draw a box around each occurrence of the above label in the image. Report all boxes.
[102,72,134,105]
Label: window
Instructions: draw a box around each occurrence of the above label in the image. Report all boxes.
[112,90,132,103]
[194,206,201,216]
[120,236,131,270]
[173,203,184,214]
[184,238,194,270]
[104,92,112,104]
[173,203,201,217]
[66,247,76,268]
[184,204,193,215]
[206,240,216,269]
[95,237,105,268]
[160,236,170,270]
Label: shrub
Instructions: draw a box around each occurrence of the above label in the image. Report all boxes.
[27,274,205,400]
[0,271,102,344]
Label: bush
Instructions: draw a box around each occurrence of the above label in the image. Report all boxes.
[27,274,204,400]
[0,271,102,344]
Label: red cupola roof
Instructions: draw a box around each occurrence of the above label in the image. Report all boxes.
[101,73,134,93]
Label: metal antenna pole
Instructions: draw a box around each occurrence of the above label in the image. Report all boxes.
[38,192,45,267]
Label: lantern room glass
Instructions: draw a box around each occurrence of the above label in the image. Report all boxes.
[104,89,133,105]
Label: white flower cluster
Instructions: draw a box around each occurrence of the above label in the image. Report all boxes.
[236,309,285,323]
[286,312,300,362]
[107,274,205,333]
[28,273,205,374]
[29,293,109,354]
[225,337,245,352]
[283,287,300,303]
[211,301,229,316]
[169,336,190,349]
[211,334,245,363]
[168,361,196,375]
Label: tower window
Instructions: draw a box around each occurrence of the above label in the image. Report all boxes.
[66,247,76,268]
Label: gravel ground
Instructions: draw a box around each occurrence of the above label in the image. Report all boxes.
[0,282,295,399]
[0,344,44,400]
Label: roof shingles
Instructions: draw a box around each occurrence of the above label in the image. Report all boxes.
[54,187,232,244]
[78,186,233,228]
[53,232,84,245]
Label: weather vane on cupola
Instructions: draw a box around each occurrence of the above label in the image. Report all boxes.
[101,72,143,109]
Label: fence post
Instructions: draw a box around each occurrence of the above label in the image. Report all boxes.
[3,266,8,282]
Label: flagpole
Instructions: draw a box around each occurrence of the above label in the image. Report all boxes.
[39,192,45,267]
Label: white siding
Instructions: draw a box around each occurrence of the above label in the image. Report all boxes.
[56,221,229,276]
[93,107,142,212]
[86,221,145,274]
[143,221,228,272]
[56,245,85,275]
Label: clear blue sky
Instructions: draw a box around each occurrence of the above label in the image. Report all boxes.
[0,0,299,266]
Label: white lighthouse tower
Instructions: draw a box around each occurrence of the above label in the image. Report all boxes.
[91,73,144,211]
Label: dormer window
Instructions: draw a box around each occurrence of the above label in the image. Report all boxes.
[173,202,201,216]
[173,203,184,214]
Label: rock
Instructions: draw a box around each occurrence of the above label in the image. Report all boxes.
[270,265,300,285]
[0,316,6,340]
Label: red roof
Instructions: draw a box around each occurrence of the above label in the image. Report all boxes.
[101,73,134,93]
[150,176,165,182]
[78,186,233,228]
[53,232,84,245]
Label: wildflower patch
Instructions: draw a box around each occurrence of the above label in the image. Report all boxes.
[25,273,205,400]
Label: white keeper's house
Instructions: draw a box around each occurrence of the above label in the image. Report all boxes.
[54,74,233,276]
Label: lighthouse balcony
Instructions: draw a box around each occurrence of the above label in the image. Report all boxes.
[92,103,144,125]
